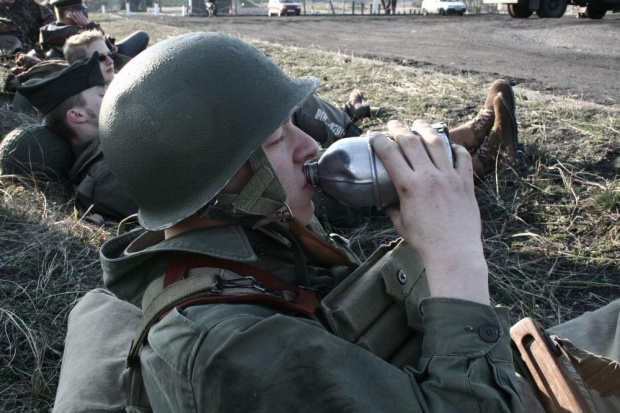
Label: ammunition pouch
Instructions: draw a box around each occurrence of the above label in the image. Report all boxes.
[320,238,430,368]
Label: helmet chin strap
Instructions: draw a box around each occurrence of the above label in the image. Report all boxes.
[199,148,293,228]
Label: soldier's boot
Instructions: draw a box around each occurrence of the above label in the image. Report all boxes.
[342,89,371,121]
[472,92,518,180]
[495,89,518,169]
[450,79,515,152]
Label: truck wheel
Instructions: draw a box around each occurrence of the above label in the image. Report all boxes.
[439,8,445,15]
[585,5,607,19]
[536,0,567,18]
[508,3,533,18]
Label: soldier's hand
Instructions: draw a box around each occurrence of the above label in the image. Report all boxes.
[72,10,90,26]
[15,53,42,70]
[370,120,490,305]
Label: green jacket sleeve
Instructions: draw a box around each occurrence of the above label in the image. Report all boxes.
[140,298,522,412]
[69,140,138,220]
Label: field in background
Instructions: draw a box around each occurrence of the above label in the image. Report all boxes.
[1,14,619,411]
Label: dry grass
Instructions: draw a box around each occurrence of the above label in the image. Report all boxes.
[0,180,107,411]
[1,14,619,411]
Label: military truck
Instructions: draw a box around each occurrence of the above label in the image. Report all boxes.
[483,0,620,18]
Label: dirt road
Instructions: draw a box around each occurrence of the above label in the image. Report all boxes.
[134,13,620,104]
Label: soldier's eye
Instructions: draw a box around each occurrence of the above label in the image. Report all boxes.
[272,135,285,145]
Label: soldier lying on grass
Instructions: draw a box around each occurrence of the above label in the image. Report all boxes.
[89,33,619,412]
[40,0,148,66]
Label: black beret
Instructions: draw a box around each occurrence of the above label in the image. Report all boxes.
[51,0,87,9]
[17,52,106,116]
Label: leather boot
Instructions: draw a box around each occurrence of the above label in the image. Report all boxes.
[342,89,371,121]
[450,79,514,151]
[473,92,518,179]
[496,91,518,169]
[451,108,494,152]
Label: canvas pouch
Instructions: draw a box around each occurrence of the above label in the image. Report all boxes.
[320,237,430,368]
[52,288,151,413]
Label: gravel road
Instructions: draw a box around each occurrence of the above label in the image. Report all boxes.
[135,12,620,104]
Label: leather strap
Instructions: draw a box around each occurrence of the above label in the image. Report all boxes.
[163,253,317,316]
[127,253,318,372]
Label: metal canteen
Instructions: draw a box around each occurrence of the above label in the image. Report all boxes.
[304,123,453,208]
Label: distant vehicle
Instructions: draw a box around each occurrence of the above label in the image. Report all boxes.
[268,0,301,16]
[483,0,619,19]
[421,0,467,15]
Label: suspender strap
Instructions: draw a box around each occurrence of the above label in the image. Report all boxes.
[127,253,318,375]
[163,254,318,317]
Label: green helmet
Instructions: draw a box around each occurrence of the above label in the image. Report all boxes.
[0,125,74,183]
[100,33,318,231]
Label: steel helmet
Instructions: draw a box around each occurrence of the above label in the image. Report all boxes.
[0,125,74,183]
[100,33,318,230]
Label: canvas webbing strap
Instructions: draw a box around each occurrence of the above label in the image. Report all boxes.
[511,317,593,412]
[199,148,291,227]
[126,253,318,407]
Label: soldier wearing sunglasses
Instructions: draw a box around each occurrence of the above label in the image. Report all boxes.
[40,0,148,68]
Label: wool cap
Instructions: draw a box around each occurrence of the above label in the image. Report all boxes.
[17,52,105,116]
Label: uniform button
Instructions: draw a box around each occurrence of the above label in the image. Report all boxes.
[479,325,500,342]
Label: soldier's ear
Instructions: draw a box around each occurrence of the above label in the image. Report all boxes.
[67,108,88,124]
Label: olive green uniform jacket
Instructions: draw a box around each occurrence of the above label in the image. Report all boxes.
[69,138,137,220]
[101,220,523,412]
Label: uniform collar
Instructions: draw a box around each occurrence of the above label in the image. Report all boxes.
[68,137,101,180]
[124,225,258,262]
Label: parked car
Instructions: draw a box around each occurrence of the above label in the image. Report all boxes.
[268,0,301,16]
[421,0,467,15]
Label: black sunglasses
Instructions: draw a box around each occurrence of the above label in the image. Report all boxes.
[97,52,116,62]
